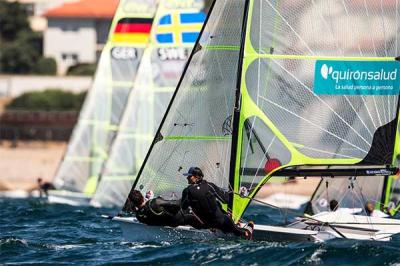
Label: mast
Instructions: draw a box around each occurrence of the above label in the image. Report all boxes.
[227,0,251,211]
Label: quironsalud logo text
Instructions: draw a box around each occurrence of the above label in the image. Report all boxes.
[314,60,400,95]
[320,63,398,83]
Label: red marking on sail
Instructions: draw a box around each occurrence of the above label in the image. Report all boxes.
[264,158,282,173]
[114,23,152,33]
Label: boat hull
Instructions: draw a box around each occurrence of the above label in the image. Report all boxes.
[289,212,400,241]
[113,217,221,242]
[47,190,91,206]
[112,217,321,242]
[0,190,40,199]
[256,193,310,210]
[113,212,400,242]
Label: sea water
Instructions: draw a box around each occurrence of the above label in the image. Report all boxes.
[1,198,400,265]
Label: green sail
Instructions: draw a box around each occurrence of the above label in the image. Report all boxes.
[53,0,158,195]
[231,0,400,221]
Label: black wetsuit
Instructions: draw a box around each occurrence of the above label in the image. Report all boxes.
[136,197,203,228]
[181,180,247,237]
[39,182,55,197]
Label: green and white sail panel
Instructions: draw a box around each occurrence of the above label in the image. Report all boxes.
[53,0,157,194]
[123,0,400,224]
[92,2,206,207]
[123,0,246,211]
[232,0,400,220]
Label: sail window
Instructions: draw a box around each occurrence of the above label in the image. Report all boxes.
[239,116,291,194]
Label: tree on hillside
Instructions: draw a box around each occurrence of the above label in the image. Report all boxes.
[0,1,30,42]
[1,33,41,73]
[0,1,57,74]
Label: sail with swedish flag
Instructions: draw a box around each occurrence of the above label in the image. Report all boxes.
[92,1,205,208]
[156,12,205,44]
[112,0,400,242]
[50,0,158,206]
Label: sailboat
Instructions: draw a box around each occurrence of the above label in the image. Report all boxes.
[91,1,206,208]
[111,0,400,242]
[305,173,399,216]
[48,0,158,206]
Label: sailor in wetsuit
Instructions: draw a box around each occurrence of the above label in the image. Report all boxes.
[181,167,253,238]
[37,177,55,197]
[127,190,203,228]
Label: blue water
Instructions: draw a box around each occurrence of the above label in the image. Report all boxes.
[1,198,400,265]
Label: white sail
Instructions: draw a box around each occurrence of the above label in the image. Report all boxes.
[92,1,206,207]
[121,0,246,206]
[53,0,158,195]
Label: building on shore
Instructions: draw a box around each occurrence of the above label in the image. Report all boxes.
[43,0,118,75]
[6,0,75,32]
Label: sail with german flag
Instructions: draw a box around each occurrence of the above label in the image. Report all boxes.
[92,0,206,208]
[112,18,153,44]
[52,0,158,200]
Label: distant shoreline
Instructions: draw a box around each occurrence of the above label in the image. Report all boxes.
[0,140,65,191]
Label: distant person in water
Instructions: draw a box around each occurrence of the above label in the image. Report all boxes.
[127,190,203,228]
[37,178,55,197]
[181,166,253,239]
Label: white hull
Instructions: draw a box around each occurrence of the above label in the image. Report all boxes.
[112,217,321,242]
[113,212,400,242]
[256,193,310,210]
[288,212,400,241]
[0,189,91,207]
[47,190,92,206]
[113,217,221,242]
[0,190,40,199]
